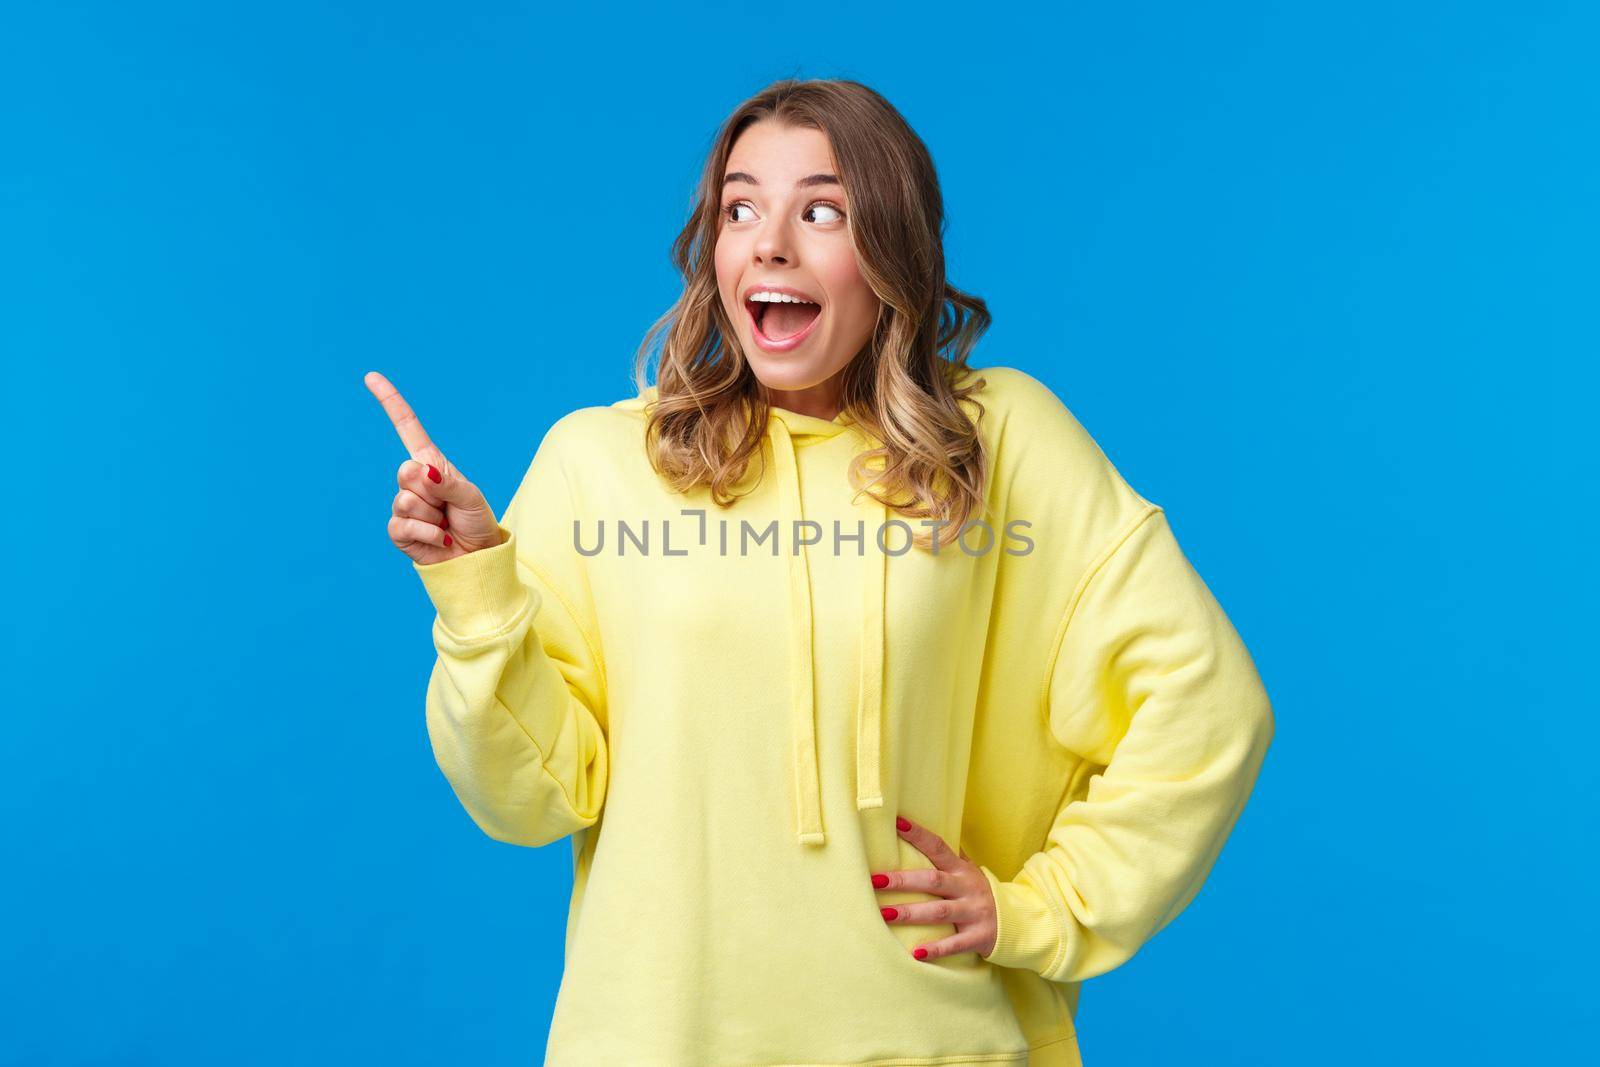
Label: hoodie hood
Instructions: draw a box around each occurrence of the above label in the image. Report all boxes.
[617,385,886,847]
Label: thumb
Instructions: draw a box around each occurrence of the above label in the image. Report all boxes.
[418,457,502,551]
[422,455,489,512]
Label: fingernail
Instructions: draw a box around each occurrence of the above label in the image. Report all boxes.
[913,947,928,960]
[896,817,911,832]
[443,534,452,547]
[880,907,897,921]
[871,874,889,889]
[439,515,448,530]
[427,464,441,484]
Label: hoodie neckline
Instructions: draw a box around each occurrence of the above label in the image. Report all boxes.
[766,403,856,442]
[614,386,855,440]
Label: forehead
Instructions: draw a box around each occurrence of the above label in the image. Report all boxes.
[724,121,839,184]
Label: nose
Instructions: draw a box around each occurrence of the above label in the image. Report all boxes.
[753,214,794,266]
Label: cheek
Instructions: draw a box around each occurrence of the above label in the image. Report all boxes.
[820,257,876,335]
[713,236,741,309]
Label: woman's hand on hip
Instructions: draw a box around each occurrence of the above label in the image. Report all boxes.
[870,814,998,962]
[364,370,504,566]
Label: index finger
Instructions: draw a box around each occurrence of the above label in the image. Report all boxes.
[363,370,435,458]
[895,815,963,872]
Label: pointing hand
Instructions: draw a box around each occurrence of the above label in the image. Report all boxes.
[364,370,505,566]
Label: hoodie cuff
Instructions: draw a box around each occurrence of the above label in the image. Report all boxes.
[978,864,1066,978]
[411,522,534,639]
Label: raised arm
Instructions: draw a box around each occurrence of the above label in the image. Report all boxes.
[412,424,609,848]
[366,371,608,848]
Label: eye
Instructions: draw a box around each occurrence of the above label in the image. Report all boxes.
[721,200,845,225]
[805,202,845,224]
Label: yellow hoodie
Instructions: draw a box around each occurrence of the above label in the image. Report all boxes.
[412,365,1274,1066]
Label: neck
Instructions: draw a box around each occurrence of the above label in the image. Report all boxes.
[761,380,844,422]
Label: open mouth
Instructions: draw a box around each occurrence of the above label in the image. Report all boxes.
[746,294,822,348]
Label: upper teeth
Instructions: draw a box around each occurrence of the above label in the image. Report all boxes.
[749,291,817,304]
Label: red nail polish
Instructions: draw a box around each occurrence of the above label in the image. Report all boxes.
[871,874,889,889]
[913,947,928,960]
[880,907,897,921]
[439,515,448,530]
[427,464,441,484]
[896,817,911,832]
[443,534,452,547]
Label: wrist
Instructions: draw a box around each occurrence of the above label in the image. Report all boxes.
[413,521,532,637]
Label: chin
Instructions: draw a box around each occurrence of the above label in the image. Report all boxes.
[746,353,836,391]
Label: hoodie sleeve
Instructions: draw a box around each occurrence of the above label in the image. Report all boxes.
[976,503,1274,983]
[410,417,609,849]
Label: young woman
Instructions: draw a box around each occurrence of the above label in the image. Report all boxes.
[366,79,1273,1067]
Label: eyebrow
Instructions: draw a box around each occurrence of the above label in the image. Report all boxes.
[721,171,841,190]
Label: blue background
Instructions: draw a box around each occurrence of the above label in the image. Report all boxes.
[5,2,1594,1063]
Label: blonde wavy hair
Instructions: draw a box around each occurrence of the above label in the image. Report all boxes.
[631,78,993,551]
